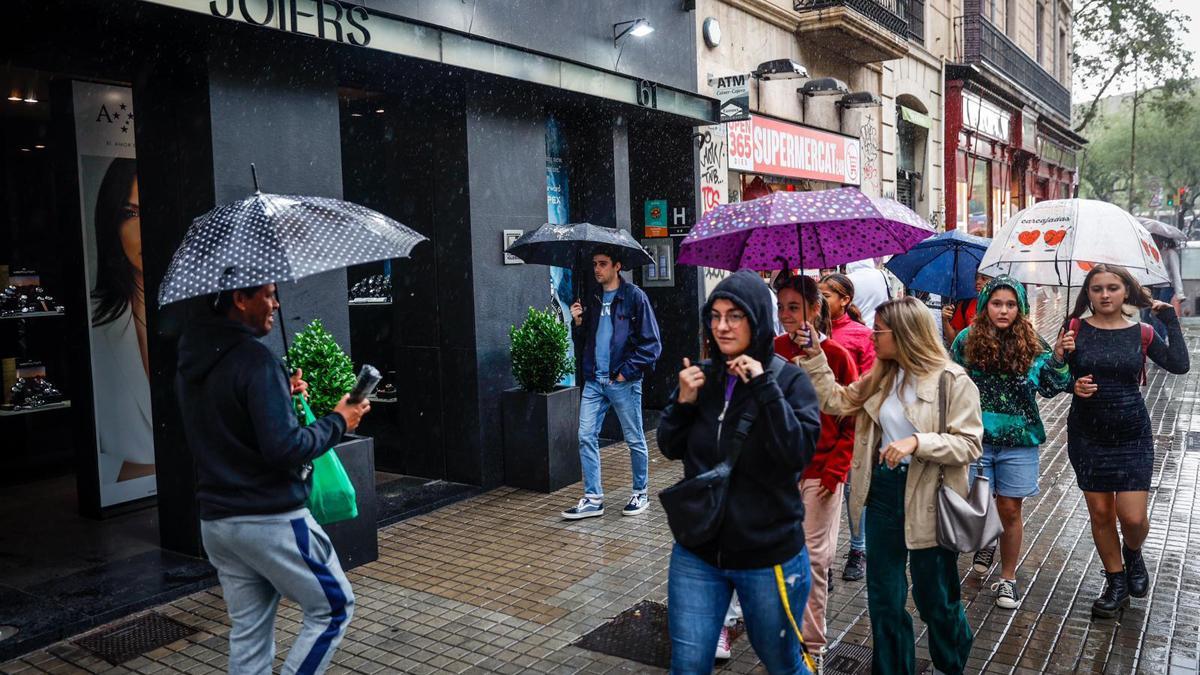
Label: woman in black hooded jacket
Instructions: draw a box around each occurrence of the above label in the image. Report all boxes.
[658,271,822,674]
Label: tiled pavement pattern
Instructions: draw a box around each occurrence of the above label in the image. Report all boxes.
[5,327,1200,674]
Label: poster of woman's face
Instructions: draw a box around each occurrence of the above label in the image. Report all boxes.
[74,81,157,508]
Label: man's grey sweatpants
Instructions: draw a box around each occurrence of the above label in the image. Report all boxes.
[201,508,355,675]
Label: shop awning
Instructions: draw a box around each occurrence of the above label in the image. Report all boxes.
[899,106,932,129]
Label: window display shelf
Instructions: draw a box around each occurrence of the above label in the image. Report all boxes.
[0,311,66,320]
[349,298,392,306]
[0,400,72,416]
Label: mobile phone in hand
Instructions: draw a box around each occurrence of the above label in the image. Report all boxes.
[348,365,382,404]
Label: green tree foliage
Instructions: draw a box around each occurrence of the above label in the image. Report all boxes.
[1081,90,1200,224]
[286,319,356,417]
[1073,0,1193,133]
[509,307,573,393]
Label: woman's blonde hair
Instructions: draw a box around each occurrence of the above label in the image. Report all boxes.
[846,296,947,411]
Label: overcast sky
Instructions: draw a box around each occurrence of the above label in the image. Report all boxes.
[1074,0,1198,100]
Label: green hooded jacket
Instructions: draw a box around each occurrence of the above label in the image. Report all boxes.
[950,276,1071,447]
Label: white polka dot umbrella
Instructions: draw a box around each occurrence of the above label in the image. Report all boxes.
[157,172,427,308]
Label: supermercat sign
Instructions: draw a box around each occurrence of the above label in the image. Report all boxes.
[135,0,719,124]
[727,115,862,186]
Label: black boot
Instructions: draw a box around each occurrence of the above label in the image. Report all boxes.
[1092,569,1130,618]
[1123,545,1150,598]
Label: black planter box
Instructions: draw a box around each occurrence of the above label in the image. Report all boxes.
[322,434,378,571]
[502,386,581,493]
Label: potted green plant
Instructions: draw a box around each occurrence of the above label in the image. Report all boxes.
[501,306,581,493]
[287,319,378,569]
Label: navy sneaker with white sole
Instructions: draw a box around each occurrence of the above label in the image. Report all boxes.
[562,497,604,520]
[622,493,649,516]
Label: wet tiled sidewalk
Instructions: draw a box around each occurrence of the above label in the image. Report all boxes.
[5,328,1200,674]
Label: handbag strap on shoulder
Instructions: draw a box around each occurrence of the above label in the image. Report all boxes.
[936,369,953,485]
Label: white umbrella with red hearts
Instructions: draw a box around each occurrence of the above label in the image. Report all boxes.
[978,198,1169,288]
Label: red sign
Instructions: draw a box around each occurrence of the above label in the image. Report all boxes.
[727,115,861,186]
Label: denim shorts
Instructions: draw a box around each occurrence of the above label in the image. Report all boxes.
[971,443,1040,498]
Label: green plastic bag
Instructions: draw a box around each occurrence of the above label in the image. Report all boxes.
[296,395,358,525]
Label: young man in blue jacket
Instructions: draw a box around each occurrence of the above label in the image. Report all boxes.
[176,283,370,675]
[563,246,662,519]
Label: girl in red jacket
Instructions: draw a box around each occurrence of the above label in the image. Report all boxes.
[774,272,859,656]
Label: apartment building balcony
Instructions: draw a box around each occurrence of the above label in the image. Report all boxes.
[793,0,910,63]
[954,13,1071,120]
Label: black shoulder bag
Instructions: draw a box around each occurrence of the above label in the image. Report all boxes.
[658,356,785,548]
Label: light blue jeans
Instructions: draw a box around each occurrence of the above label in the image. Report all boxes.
[578,377,649,499]
[668,543,814,674]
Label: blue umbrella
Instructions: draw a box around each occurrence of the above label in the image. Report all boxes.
[884,229,991,300]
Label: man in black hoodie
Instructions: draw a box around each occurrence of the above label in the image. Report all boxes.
[657,270,821,673]
[176,283,369,675]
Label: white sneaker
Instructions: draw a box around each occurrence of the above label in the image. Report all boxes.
[714,625,732,660]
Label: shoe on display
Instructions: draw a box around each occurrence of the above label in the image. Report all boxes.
[1123,545,1150,598]
[0,283,65,317]
[714,625,732,660]
[990,578,1021,609]
[348,274,392,302]
[622,493,648,516]
[9,375,66,409]
[842,549,866,581]
[972,546,996,575]
[1092,569,1130,618]
[561,497,604,520]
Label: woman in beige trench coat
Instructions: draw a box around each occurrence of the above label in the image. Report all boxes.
[794,296,983,675]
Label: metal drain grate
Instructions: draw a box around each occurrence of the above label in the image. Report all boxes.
[823,641,931,674]
[73,612,196,665]
[574,599,745,669]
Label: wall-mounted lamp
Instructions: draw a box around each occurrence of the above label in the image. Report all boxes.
[835,91,882,133]
[799,78,850,97]
[23,95,38,104]
[837,91,882,109]
[7,95,21,102]
[754,59,809,81]
[614,18,654,46]
[798,77,849,123]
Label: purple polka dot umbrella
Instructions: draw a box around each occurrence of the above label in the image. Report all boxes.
[678,187,935,271]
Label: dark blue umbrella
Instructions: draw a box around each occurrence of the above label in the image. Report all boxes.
[884,229,991,300]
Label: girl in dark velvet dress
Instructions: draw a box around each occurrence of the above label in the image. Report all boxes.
[1066,264,1189,619]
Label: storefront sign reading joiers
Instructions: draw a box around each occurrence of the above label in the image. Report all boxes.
[727,115,861,186]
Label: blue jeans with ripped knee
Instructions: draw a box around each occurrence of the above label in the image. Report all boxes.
[667,543,814,674]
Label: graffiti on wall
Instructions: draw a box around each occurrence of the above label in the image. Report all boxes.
[859,113,879,186]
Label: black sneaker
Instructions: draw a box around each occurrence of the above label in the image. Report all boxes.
[973,546,996,575]
[990,578,1021,609]
[842,549,866,581]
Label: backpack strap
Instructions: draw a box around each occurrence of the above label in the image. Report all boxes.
[1138,322,1154,385]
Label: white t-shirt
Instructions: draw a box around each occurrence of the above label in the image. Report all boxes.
[879,368,918,465]
[847,260,890,327]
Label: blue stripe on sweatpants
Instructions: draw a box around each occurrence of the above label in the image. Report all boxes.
[290,518,349,675]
